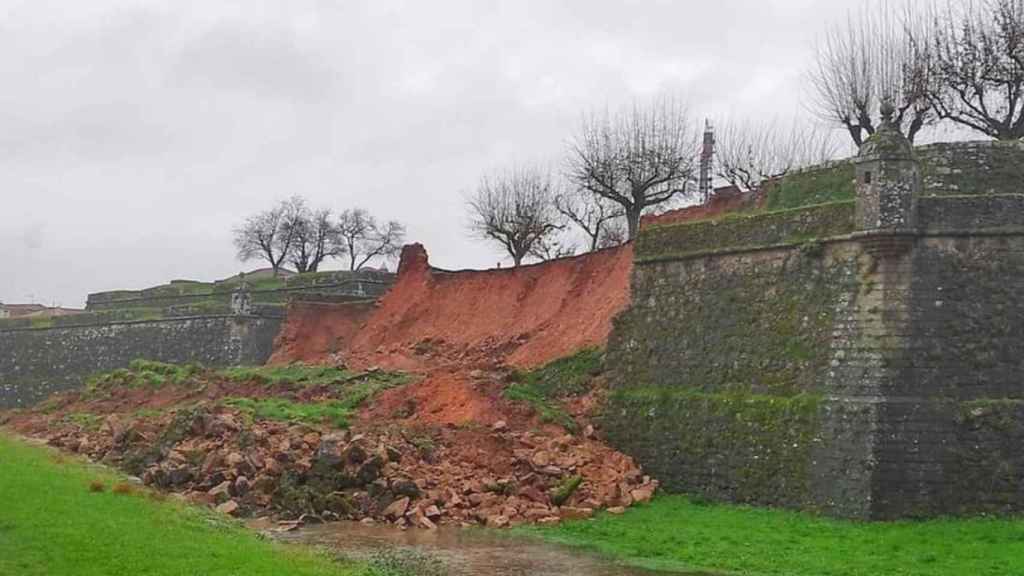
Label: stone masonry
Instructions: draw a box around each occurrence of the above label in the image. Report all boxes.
[605,125,1024,519]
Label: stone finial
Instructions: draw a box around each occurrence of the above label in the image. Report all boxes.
[879,100,895,129]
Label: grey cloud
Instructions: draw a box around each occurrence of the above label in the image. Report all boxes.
[0,0,913,307]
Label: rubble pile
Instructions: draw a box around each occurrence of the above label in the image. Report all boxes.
[34,403,657,528]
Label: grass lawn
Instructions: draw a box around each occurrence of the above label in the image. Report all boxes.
[0,432,367,576]
[522,495,1024,576]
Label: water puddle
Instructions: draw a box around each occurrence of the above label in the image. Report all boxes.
[275,521,705,576]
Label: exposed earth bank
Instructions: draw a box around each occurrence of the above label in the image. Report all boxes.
[271,243,634,427]
[270,242,634,372]
[3,244,657,530]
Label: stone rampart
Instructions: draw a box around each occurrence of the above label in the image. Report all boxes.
[605,136,1024,519]
[0,315,282,409]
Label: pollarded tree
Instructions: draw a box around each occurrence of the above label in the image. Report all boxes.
[335,208,406,271]
[467,165,563,267]
[554,187,626,252]
[566,96,699,240]
[233,196,303,277]
[808,5,936,146]
[715,119,840,192]
[925,0,1024,139]
[283,201,337,274]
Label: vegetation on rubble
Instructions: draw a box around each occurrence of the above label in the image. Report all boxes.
[85,359,203,394]
[223,397,354,428]
[526,495,1024,576]
[85,360,408,399]
[504,348,604,431]
[0,432,369,576]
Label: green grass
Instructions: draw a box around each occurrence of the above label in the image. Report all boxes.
[85,360,203,394]
[220,365,408,429]
[0,432,369,576]
[63,412,103,431]
[84,361,407,396]
[503,348,604,432]
[523,495,1024,575]
[220,363,358,386]
[763,161,855,211]
[223,397,354,428]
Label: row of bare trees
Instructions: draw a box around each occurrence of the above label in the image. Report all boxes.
[469,1,1024,268]
[467,97,836,267]
[809,0,1024,144]
[233,197,405,275]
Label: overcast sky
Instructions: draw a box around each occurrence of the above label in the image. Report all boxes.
[1,0,910,307]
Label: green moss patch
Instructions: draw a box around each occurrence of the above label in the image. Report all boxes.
[602,388,822,507]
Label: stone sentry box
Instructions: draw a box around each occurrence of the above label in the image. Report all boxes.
[605,109,1024,519]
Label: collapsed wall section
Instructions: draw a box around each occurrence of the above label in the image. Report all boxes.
[271,243,634,370]
[0,316,281,409]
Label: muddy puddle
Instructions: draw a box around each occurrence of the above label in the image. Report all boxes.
[274,521,706,576]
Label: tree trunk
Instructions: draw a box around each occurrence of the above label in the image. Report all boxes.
[626,208,642,240]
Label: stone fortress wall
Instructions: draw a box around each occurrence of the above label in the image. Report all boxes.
[0,269,395,409]
[604,132,1024,519]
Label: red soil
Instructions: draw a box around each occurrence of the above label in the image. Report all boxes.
[273,243,634,372]
[270,243,634,428]
[270,301,376,365]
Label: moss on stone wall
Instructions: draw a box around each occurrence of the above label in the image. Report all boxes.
[763,162,856,211]
[952,399,1024,515]
[612,243,861,396]
[917,141,1024,197]
[637,201,855,262]
[602,387,822,507]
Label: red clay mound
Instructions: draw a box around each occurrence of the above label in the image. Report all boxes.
[270,301,376,365]
[273,242,633,371]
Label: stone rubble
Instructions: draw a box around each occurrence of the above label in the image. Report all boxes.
[40,406,657,528]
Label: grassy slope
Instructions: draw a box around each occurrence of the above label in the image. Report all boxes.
[0,433,366,576]
[525,495,1024,576]
[503,348,604,431]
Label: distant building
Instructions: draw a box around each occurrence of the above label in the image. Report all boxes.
[0,303,84,319]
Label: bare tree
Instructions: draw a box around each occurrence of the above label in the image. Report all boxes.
[923,0,1024,139]
[808,5,935,146]
[233,196,303,277]
[566,96,699,240]
[284,202,338,274]
[554,187,626,252]
[467,166,563,267]
[716,119,840,192]
[529,235,577,261]
[335,208,406,271]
